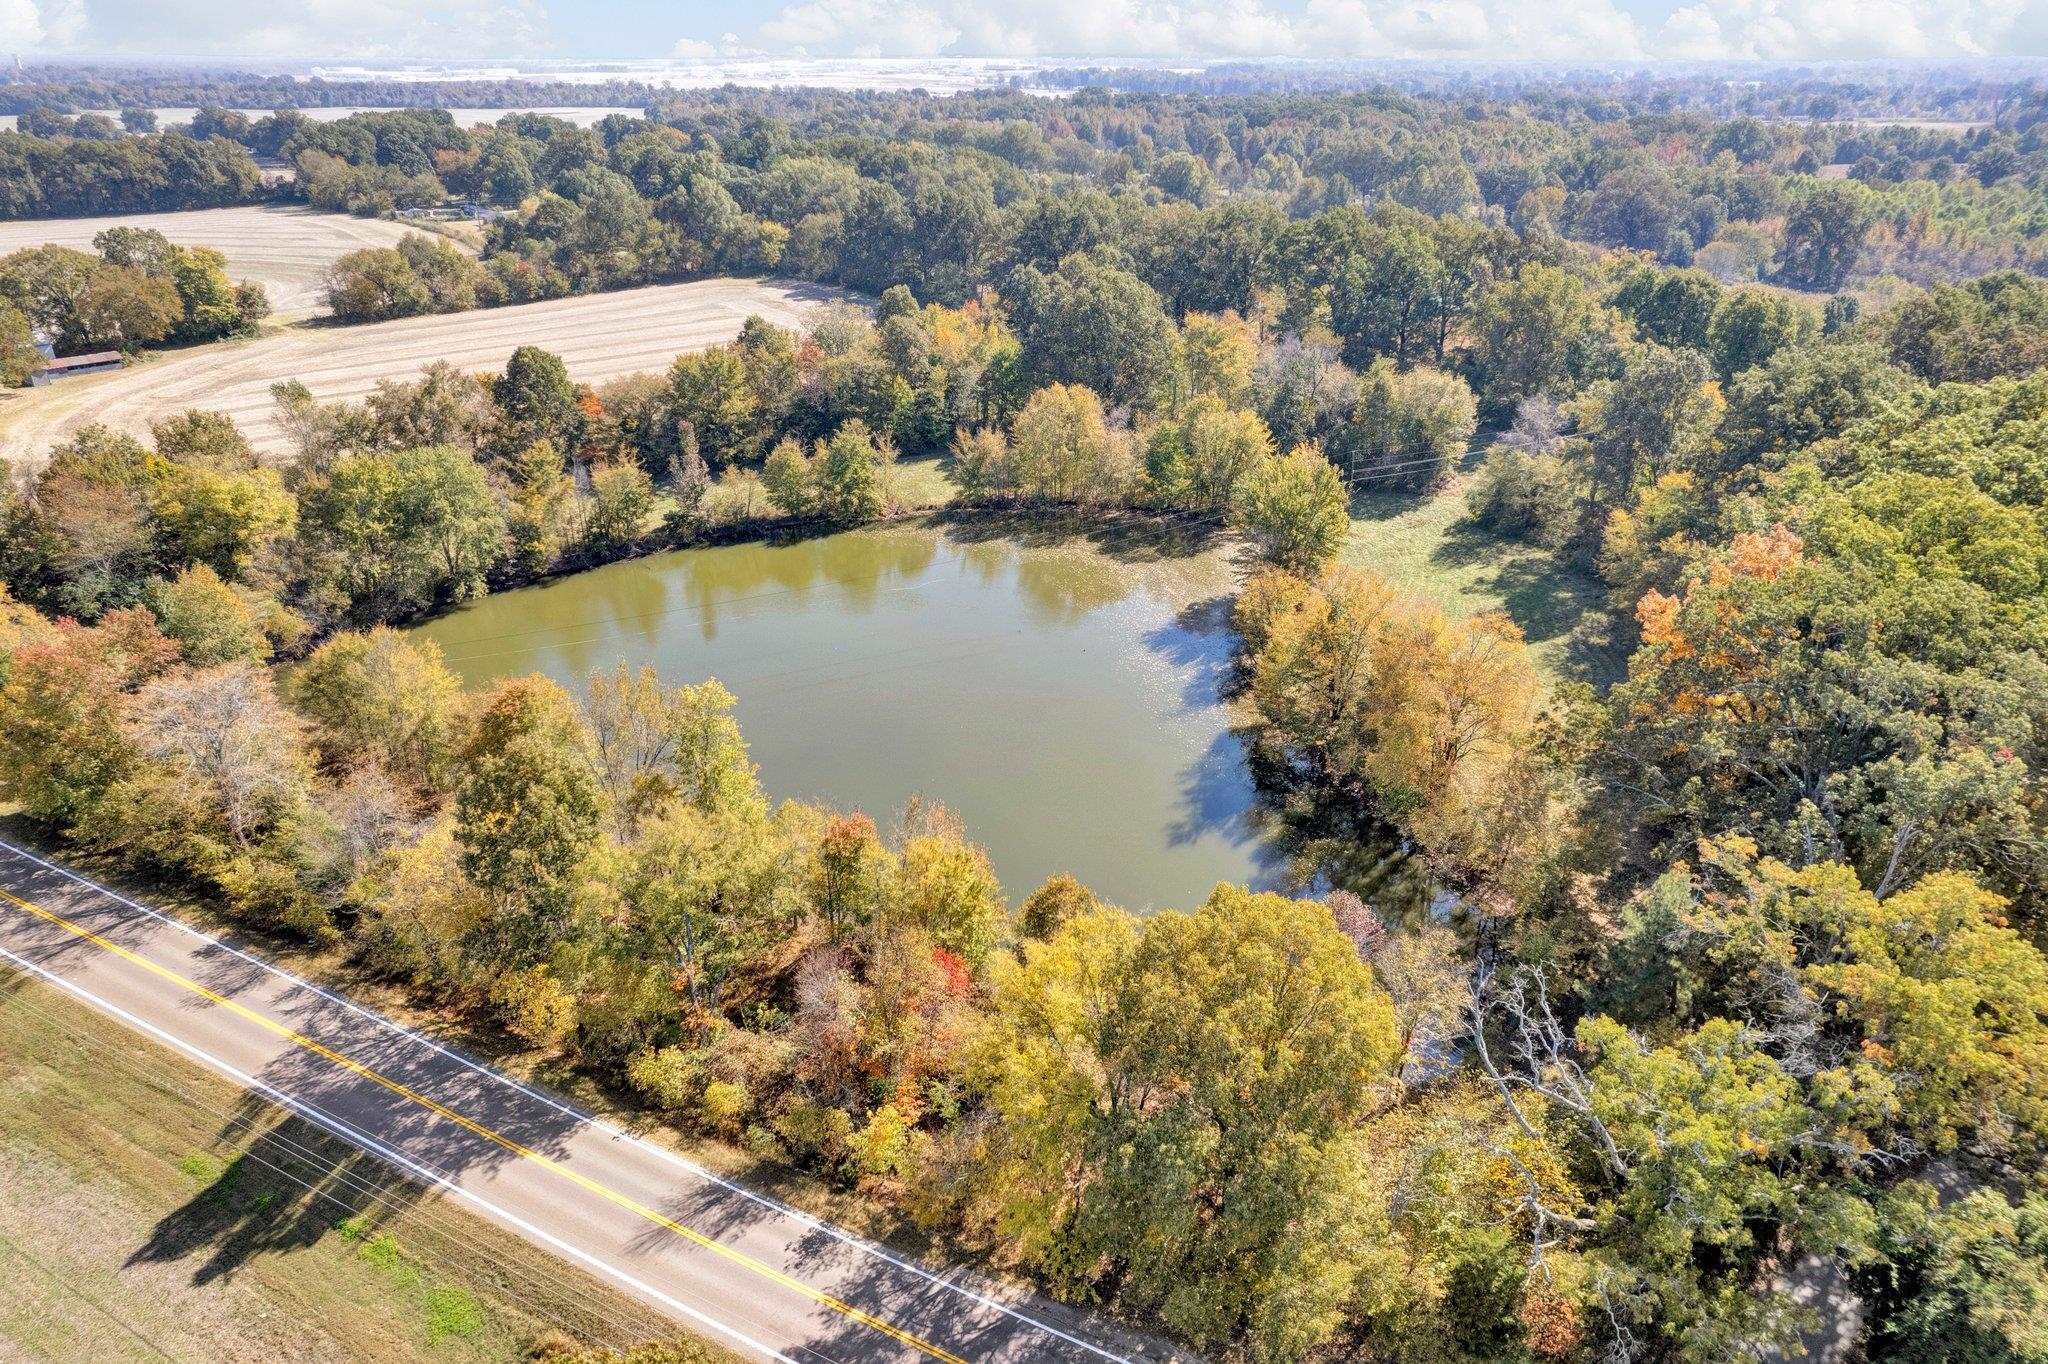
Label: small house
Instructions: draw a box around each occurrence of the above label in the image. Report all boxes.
[29,351,124,387]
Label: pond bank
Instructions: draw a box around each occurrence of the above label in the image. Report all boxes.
[408,514,1286,911]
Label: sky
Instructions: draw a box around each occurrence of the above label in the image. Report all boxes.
[4,0,2046,66]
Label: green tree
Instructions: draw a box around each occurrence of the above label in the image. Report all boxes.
[969,888,1400,1357]
[1706,286,1814,381]
[164,244,266,343]
[583,665,760,832]
[1337,360,1478,492]
[1471,263,1608,417]
[1177,311,1257,407]
[494,345,586,455]
[147,563,274,665]
[1016,872,1102,941]
[1796,370,2045,511]
[503,440,578,576]
[1777,182,1875,291]
[286,628,466,794]
[665,346,761,468]
[147,458,295,580]
[1009,257,1178,411]
[323,246,431,321]
[1878,271,2048,384]
[296,444,507,620]
[891,827,1006,972]
[1576,341,1723,507]
[1175,398,1274,511]
[1608,527,2048,915]
[1716,341,1917,471]
[1612,265,1724,352]
[585,462,654,551]
[761,437,815,518]
[625,796,787,1014]
[453,675,605,947]
[812,420,891,526]
[1872,1186,2048,1362]
[149,410,256,469]
[1232,446,1350,575]
[1007,384,1132,505]
[0,301,45,386]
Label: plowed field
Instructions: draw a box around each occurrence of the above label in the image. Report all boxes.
[0,278,843,468]
[0,206,444,320]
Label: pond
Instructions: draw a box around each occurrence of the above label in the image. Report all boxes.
[407,519,1286,911]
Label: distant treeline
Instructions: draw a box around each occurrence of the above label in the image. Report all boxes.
[0,130,265,218]
[0,68,670,117]
[1026,60,2048,125]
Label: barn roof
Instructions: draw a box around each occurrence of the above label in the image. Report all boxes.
[42,350,122,371]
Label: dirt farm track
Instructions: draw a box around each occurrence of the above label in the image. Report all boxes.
[0,279,844,468]
[0,206,440,320]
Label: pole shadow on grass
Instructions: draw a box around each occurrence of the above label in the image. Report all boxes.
[127,1102,432,1286]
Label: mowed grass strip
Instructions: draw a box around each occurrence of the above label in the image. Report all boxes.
[1339,470,1627,688]
[0,968,722,1364]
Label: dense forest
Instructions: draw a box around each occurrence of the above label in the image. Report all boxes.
[3,63,2048,1364]
[1031,58,2048,118]
[4,70,2048,293]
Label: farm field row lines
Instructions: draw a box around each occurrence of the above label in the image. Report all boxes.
[0,278,845,467]
[0,205,440,319]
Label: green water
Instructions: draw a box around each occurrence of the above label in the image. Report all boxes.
[408,520,1283,911]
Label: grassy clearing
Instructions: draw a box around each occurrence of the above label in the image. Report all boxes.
[0,968,728,1364]
[884,452,959,510]
[1339,470,1627,688]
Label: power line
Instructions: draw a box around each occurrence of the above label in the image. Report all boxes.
[0,1224,182,1363]
[3,987,658,1347]
[0,977,681,1356]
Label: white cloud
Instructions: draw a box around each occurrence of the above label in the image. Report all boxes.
[17,0,551,56]
[758,0,962,57]
[2,0,86,47]
[722,0,2048,59]
[755,0,1314,58]
[1652,0,2041,58]
[0,0,47,46]
[8,0,2044,67]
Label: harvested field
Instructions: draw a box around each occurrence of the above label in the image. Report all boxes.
[0,278,845,468]
[0,205,443,320]
[0,961,708,1363]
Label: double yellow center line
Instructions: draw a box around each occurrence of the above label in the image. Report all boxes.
[0,884,965,1364]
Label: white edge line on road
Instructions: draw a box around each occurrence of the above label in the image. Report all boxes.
[0,942,802,1364]
[0,838,1139,1364]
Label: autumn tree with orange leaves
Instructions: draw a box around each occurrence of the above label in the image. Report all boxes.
[1600,524,2047,917]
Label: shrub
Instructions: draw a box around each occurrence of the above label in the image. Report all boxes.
[492,966,578,1049]
[700,1079,751,1136]
[1465,447,1576,546]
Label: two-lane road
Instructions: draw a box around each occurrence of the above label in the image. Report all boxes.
[0,837,1176,1364]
